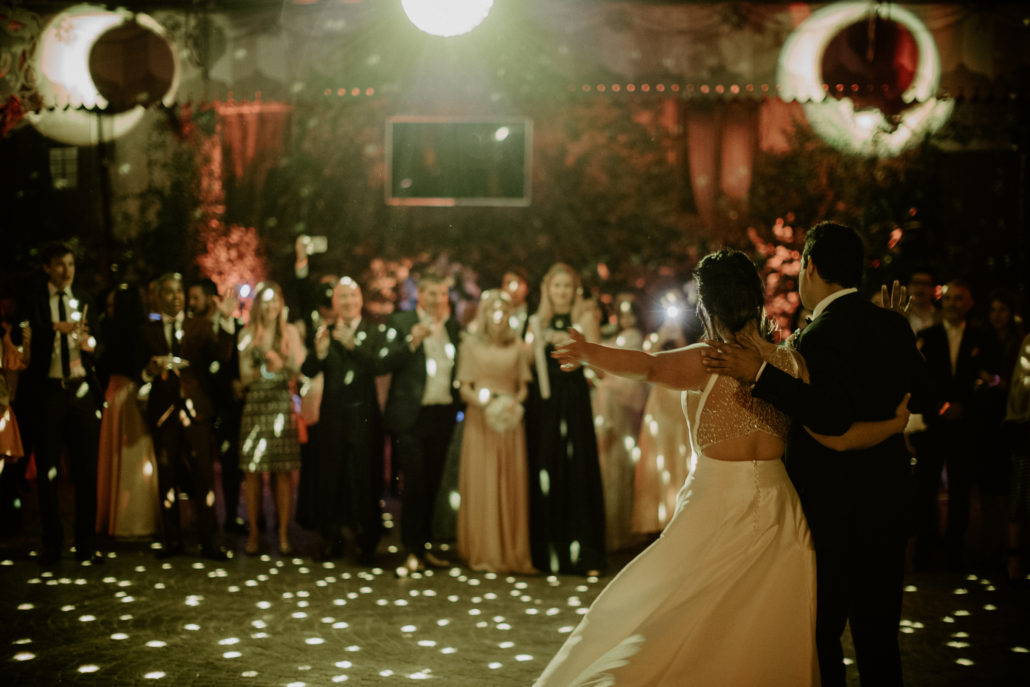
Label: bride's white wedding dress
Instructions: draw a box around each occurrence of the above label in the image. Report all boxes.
[534,348,819,686]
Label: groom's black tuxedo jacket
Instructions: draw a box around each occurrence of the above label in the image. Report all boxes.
[752,292,931,546]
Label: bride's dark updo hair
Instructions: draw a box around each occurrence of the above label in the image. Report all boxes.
[693,249,770,340]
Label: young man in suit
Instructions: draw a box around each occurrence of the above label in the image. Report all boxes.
[914,280,1000,569]
[22,243,104,566]
[139,273,233,560]
[302,277,385,563]
[188,278,245,534]
[381,271,462,574]
[703,222,930,687]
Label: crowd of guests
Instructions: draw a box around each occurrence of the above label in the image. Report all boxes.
[0,242,1028,584]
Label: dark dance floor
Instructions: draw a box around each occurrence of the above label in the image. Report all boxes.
[1,481,1028,686]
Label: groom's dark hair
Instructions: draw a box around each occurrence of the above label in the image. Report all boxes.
[802,222,864,288]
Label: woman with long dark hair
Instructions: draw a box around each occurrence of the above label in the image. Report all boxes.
[535,249,909,687]
[95,284,158,537]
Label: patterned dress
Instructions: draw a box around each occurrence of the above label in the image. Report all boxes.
[239,348,301,473]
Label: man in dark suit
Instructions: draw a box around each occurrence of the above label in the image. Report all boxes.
[138,273,233,560]
[301,277,385,563]
[703,222,930,687]
[188,278,245,534]
[22,243,104,566]
[381,271,461,574]
[914,279,1000,569]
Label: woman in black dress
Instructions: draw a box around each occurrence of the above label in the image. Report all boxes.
[525,262,606,575]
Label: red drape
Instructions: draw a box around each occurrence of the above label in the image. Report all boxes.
[685,103,759,229]
[686,107,718,228]
[216,101,292,190]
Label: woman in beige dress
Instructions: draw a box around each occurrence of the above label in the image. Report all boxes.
[456,290,535,574]
[536,250,909,687]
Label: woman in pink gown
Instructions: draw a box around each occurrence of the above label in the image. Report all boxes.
[95,285,159,538]
[456,290,535,574]
[536,250,909,687]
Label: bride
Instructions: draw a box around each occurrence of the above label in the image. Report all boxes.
[534,249,908,687]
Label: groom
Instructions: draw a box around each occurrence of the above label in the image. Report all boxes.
[703,222,928,687]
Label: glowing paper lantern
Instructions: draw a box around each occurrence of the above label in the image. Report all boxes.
[401,0,494,38]
[26,4,179,146]
[777,2,953,156]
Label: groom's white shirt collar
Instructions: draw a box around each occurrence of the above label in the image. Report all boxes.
[810,288,858,324]
[752,287,857,385]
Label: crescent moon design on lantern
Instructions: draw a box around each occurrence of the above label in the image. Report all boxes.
[777,2,953,157]
[26,4,180,147]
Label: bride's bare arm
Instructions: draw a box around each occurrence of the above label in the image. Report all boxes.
[552,329,708,390]
[806,394,911,451]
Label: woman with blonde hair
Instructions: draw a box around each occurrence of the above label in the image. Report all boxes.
[456,289,535,573]
[525,263,606,575]
[238,282,304,556]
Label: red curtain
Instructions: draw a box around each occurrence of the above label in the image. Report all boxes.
[216,101,292,189]
[685,102,759,229]
[686,107,718,228]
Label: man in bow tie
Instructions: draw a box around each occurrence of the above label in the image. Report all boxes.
[138,273,235,560]
[23,243,104,566]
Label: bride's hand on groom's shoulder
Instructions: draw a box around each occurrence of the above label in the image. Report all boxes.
[699,339,763,383]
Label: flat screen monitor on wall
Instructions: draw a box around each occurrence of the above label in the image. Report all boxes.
[385,116,532,206]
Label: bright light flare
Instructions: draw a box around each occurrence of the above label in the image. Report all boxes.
[402,0,494,38]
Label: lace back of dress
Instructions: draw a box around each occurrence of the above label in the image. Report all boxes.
[691,347,799,455]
